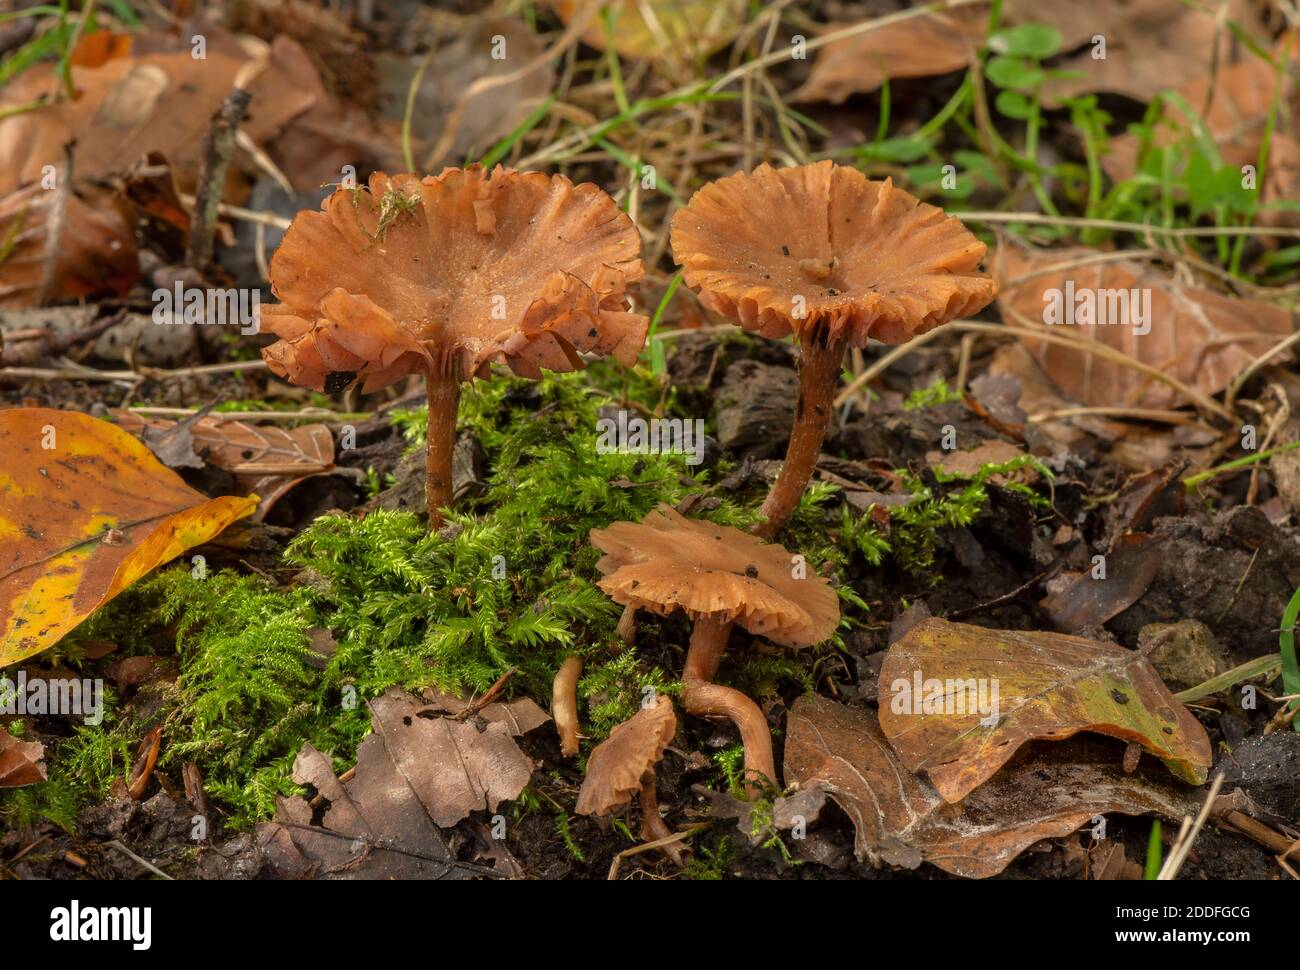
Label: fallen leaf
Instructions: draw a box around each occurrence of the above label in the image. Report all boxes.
[925,438,1030,481]
[784,692,1199,878]
[370,686,542,827]
[0,730,46,788]
[110,410,341,520]
[792,9,985,103]
[259,741,474,880]
[1002,0,1268,105]
[0,181,139,309]
[1040,534,1167,632]
[994,239,1294,410]
[0,408,257,666]
[549,0,747,60]
[0,34,323,195]
[877,617,1213,802]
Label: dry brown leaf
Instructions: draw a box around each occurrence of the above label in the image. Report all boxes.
[0,730,47,788]
[1039,534,1166,632]
[785,693,1198,878]
[0,182,138,309]
[877,617,1212,802]
[369,686,540,828]
[0,35,323,195]
[792,9,985,104]
[259,741,473,880]
[925,439,1029,481]
[1002,0,1268,105]
[994,239,1294,410]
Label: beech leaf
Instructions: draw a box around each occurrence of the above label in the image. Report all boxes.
[0,408,257,666]
[877,617,1212,802]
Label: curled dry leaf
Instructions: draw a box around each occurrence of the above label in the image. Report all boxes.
[589,503,839,647]
[368,686,543,828]
[110,410,339,520]
[0,409,257,666]
[0,730,47,788]
[994,239,1294,410]
[261,167,647,392]
[784,693,1199,878]
[792,9,985,104]
[0,182,138,310]
[671,162,995,345]
[877,617,1213,803]
[576,695,675,816]
[549,0,747,60]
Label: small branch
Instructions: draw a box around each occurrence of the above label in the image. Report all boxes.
[187,88,252,271]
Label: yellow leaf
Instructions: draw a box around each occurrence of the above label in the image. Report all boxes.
[0,408,257,666]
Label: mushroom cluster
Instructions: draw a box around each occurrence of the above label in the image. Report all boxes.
[590,505,839,794]
[261,165,648,529]
[671,160,996,537]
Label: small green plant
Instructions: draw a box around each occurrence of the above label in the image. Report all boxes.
[1144,819,1163,879]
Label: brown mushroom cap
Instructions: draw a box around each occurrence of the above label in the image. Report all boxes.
[589,504,839,647]
[670,160,996,345]
[575,695,676,816]
[261,166,648,393]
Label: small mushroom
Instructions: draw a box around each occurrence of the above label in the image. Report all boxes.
[262,166,648,529]
[576,695,683,865]
[589,505,839,795]
[552,655,582,757]
[671,161,996,538]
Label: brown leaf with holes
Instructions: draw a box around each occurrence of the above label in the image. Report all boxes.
[994,239,1294,410]
[877,618,1212,803]
[784,693,1198,878]
[792,8,985,104]
[368,686,540,828]
[0,731,46,788]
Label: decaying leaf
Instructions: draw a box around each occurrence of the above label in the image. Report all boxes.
[784,693,1199,878]
[877,617,1212,802]
[0,408,257,666]
[792,9,985,103]
[1002,0,1268,105]
[1040,534,1167,632]
[0,182,139,309]
[994,240,1294,410]
[259,741,474,880]
[549,0,747,60]
[110,410,342,519]
[0,730,47,788]
[260,685,547,878]
[370,686,544,828]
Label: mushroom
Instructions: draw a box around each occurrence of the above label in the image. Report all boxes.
[576,694,684,865]
[552,655,582,757]
[590,504,838,795]
[261,166,649,529]
[670,160,996,538]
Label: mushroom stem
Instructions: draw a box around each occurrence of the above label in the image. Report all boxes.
[682,614,776,796]
[424,368,460,530]
[639,771,686,866]
[615,603,638,646]
[754,334,848,540]
[552,655,583,757]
